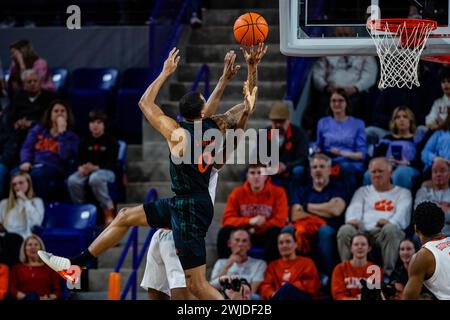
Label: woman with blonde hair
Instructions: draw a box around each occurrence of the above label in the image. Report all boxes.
[9,235,60,300]
[364,106,422,189]
[0,171,44,266]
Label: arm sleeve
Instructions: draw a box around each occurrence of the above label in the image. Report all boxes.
[292,260,321,296]
[221,190,251,227]
[286,128,309,169]
[0,200,7,224]
[20,125,39,164]
[252,260,267,283]
[354,57,378,92]
[388,189,412,230]
[259,263,277,300]
[263,188,288,230]
[421,133,438,167]
[413,188,427,209]
[425,102,439,127]
[315,119,325,151]
[23,198,45,230]
[354,121,367,156]
[57,131,79,160]
[0,265,8,300]
[345,187,365,223]
[210,260,226,289]
[312,58,328,91]
[331,264,352,300]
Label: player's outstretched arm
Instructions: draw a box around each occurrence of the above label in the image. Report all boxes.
[139,48,186,153]
[403,249,434,299]
[203,50,240,118]
[241,42,268,92]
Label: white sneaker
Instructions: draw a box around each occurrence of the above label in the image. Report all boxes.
[38,250,78,283]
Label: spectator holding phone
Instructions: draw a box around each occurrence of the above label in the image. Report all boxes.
[364,106,422,190]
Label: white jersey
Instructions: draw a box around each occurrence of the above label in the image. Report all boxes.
[423,236,450,300]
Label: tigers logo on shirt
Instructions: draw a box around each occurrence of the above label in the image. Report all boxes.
[374,199,394,212]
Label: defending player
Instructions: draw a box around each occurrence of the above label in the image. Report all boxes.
[403,201,450,300]
[38,44,267,300]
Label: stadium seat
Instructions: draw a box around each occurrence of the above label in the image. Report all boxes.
[107,139,127,203]
[70,68,118,91]
[120,68,152,89]
[115,88,142,143]
[3,68,9,82]
[51,67,69,93]
[247,246,266,260]
[38,203,97,258]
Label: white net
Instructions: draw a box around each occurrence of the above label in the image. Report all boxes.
[367,19,436,89]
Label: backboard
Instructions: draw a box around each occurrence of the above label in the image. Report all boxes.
[280,0,450,56]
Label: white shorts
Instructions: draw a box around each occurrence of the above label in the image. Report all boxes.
[140,229,186,296]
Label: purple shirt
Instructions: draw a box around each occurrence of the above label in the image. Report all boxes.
[316,116,367,170]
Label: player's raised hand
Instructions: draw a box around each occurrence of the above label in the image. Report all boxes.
[243,81,257,114]
[162,47,180,76]
[222,50,241,80]
[240,42,268,66]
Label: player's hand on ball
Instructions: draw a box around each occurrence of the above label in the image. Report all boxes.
[223,50,240,80]
[241,42,268,65]
[162,47,180,76]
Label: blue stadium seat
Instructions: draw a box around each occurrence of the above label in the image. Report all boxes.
[115,89,142,143]
[39,203,97,258]
[121,68,152,89]
[51,68,69,93]
[3,68,9,82]
[107,139,127,203]
[247,246,266,260]
[70,68,118,91]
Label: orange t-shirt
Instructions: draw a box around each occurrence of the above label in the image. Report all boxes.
[331,260,381,300]
[221,180,288,234]
[0,263,9,300]
[259,256,321,300]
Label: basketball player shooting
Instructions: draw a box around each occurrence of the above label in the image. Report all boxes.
[403,201,450,300]
[38,43,268,300]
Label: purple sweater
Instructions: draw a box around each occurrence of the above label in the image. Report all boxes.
[20,124,79,172]
[316,116,367,170]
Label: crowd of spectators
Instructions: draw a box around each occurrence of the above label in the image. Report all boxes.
[213,49,450,300]
[0,39,122,300]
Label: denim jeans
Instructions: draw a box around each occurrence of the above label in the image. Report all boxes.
[313,225,338,277]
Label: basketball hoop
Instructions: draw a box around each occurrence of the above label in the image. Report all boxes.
[367,18,437,89]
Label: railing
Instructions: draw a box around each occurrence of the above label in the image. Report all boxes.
[148,0,190,79]
[114,189,159,300]
[191,63,211,99]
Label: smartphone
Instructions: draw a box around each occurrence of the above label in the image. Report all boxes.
[391,145,403,161]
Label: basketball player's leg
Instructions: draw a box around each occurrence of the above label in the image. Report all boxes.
[184,265,224,300]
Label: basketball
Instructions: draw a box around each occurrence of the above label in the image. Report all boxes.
[233,12,269,46]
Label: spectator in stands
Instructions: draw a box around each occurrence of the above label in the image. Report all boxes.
[259,226,320,300]
[315,88,367,194]
[312,27,377,123]
[0,262,7,300]
[8,40,55,95]
[0,172,43,267]
[425,67,450,131]
[9,69,57,145]
[421,110,450,173]
[290,153,347,277]
[389,238,416,300]
[414,158,450,236]
[211,228,266,298]
[337,157,412,277]
[217,163,289,262]
[9,235,61,300]
[331,233,380,300]
[264,101,309,191]
[0,107,19,198]
[364,106,422,190]
[67,109,118,225]
[19,99,79,201]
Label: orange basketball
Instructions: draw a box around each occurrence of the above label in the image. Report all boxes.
[233,12,269,46]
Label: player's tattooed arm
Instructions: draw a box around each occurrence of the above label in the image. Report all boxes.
[403,249,435,300]
[241,43,268,92]
[139,48,186,155]
[203,51,240,118]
